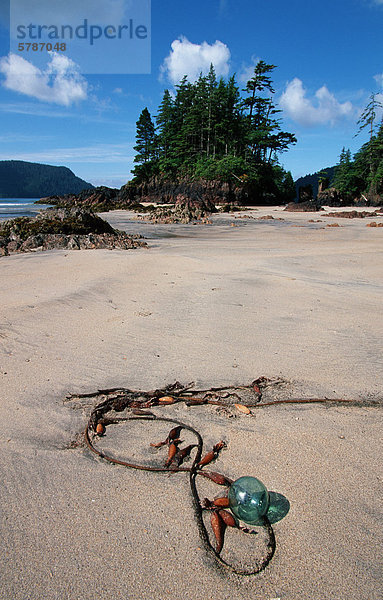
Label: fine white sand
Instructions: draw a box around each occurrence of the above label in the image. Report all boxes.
[0,205,382,599]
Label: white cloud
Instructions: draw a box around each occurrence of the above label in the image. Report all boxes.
[160,36,231,85]
[374,73,383,88]
[239,55,261,84]
[0,53,88,106]
[280,78,354,126]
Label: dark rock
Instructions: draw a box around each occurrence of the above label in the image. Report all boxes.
[40,175,293,212]
[298,184,313,202]
[317,187,353,207]
[294,166,336,200]
[175,193,216,212]
[284,201,322,212]
[35,206,116,234]
[0,207,147,255]
[0,236,9,256]
[323,210,378,219]
[39,186,128,211]
[135,200,212,224]
[359,191,383,207]
[128,178,239,206]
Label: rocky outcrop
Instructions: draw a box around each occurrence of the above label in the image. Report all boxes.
[38,186,136,212]
[294,166,336,200]
[124,178,244,206]
[284,200,322,212]
[317,187,354,207]
[361,191,383,207]
[39,175,293,212]
[0,232,145,255]
[135,195,216,224]
[323,210,382,219]
[0,207,146,256]
[298,184,314,203]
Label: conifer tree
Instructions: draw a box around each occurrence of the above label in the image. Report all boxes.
[132,108,157,180]
[156,90,174,158]
[333,147,354,193]
[355,93,383,140]
[242,61,296,164]
[133,108,156,164]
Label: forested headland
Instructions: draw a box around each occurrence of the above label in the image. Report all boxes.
[0,160,93,198]
[131,62,297,205]
[132,66,383,207]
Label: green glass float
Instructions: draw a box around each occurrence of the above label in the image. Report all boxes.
[228,476,269,525]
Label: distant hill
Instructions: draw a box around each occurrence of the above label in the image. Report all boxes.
[0,160,94,198]
[295,166,336,199]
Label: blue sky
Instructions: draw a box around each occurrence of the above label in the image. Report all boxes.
[0,0,382,188]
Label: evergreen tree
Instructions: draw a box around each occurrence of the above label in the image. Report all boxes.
[241,61,296,164]
[333,147,354,193]
[333,128,383,200]
[206,64,218,157]
[133,108,156,164]
[355,93,383,140]
[242,60,276,121]
[170,76,195,168]
[364,123,383,196]
[156,90,174,163]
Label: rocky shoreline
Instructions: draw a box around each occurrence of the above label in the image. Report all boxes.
[38,178,275,213]
[39,178,383,215]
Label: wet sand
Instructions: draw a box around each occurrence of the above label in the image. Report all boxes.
[0,206,382,599]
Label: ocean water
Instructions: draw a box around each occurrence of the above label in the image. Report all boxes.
[0,198,51,220]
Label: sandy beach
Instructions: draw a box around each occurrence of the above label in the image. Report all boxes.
[1,205,382,600]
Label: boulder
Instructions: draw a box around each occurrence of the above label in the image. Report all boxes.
[284,200,322,212]
[0,207,146,255]
[317,187,353,207]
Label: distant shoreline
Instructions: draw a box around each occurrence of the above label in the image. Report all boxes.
[0,198,51,221]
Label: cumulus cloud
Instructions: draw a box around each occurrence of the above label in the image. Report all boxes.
[280,78,353,126]
[0,52,88,106]
[160,36,230,85]
[374,73,383,88]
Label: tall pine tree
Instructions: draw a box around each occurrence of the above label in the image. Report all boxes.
[132,108,157,180]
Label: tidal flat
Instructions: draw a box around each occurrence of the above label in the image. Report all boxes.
[0,205,382,600]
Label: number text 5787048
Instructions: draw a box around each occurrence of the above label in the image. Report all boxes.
[18,43,67,52]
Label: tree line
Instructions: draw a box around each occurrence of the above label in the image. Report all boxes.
[333,94,383,203]
[132,61,297,204]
